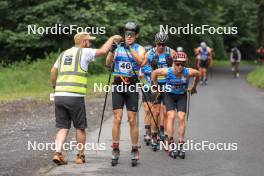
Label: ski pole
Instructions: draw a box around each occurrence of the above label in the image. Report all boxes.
[97,64,113,143]
[123,48,161,135]
[186,90,191,121]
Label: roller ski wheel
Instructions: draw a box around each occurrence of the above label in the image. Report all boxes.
[131,148,139,167]
[168,150,178,159]
[178,143,185,159]
[178,151,185,159]
[111,148,120,166]
[151,139,159,152]
[146,139,151,146]
[144,135,151,146]
[204,80,208,85]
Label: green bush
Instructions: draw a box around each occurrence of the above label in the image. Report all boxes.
[247,65,264,89]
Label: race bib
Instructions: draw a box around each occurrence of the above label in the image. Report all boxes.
[119,61,132,73]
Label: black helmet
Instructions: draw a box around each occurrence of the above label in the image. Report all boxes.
[124,22,140,34]
[155,32,168,43]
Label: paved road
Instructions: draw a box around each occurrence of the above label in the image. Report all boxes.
[42,66,264,176]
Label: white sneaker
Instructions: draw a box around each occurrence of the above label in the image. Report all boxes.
[231,67,235,72]
[236,73,240,78]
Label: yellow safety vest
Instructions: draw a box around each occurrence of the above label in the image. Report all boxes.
[55,47,88,95]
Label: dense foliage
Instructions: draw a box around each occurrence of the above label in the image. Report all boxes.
[0,0,262,64]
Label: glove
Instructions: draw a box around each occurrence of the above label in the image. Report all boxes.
[166,56,172,67]
[188,87,197,95]
[151,55,159,70]
[120,42,130,50]
[110,43,117,52]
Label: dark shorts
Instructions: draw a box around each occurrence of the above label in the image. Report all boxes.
[112,83,139,112]
[152,92,164,104]
[55,96,87,129]
[199,60,209,68]
[163,93,187,112]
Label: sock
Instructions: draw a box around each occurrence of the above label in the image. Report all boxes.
[160,126,164,133]
[112,142,119,149]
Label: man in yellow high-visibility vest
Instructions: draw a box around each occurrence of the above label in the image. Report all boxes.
[50,32,122,165]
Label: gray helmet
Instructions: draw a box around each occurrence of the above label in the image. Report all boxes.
[200,42,207,48]
[124,22,140,34]
[155,32,168,43]
[177,46,183,52]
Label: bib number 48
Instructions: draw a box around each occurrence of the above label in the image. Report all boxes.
[120,62,131,69]
[119,62,132,73]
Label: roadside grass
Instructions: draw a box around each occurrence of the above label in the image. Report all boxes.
[212,59,255,67]
[247,65,264,89]
[0,54,259,102]
[0,53,109,102]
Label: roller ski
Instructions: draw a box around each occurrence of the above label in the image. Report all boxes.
[131,147,140,167]
[111,144,120,166]
[199,77,208,85]
[177,142,185,159]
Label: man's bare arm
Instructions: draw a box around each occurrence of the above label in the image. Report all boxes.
[95,35,122,58]
[141,51,150,67]
[152,68,167,85]
[188,68,200,89]
[106,52,115,67]
[50,67,58,89]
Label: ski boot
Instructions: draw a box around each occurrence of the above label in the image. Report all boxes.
[177,142,185,159]
[199,77,204,86]
[111,144,120,166]
[164,134,169,152]
[131,147,140,167]
[168,138,177,159]
[159,131,166,142]
[144,134,151,146]
[204,78,208,85]
[151,137,159,152]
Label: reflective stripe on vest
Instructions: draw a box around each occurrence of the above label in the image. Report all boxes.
[55,48,88,94]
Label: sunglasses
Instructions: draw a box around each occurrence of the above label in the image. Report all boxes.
[157,43,165,47]
[175,62,185,66]
[125,31,136,37]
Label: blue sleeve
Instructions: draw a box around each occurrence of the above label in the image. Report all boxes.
[148,52,153,63]
[183,67,189,77]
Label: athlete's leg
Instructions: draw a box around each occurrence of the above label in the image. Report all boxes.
[151,104,160,134]
[167,110,177,140]
[203,68,208,80]
[143,102,151,134]
[128,111,139,145]
[112,109,123,142]
[177,111,186,142]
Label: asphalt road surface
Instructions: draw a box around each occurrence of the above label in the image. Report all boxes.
[40,65,264,176]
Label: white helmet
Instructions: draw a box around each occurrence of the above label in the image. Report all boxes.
[177,46,183,52]
[200,42,207,48]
